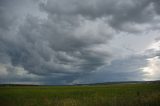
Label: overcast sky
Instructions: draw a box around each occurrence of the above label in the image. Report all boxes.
[0,0,160,85]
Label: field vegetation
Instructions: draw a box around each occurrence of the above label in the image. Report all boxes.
[0,83,160,106]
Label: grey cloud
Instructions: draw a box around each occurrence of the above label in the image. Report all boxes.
[0,12,113,77]
[0,0,160,84]
[152,0,160,14]
[0,7,16,30]
[40,0,157,32]
[75,55,149,84]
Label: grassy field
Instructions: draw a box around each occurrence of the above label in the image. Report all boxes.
[0,83,160,106]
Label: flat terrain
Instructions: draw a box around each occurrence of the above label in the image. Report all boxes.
[0,83,160,106]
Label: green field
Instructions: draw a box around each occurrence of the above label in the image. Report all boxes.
[0,83,160,106]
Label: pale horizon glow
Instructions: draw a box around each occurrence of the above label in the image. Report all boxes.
[141,56,160,81]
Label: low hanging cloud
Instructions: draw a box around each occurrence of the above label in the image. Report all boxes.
[0,0,160,84]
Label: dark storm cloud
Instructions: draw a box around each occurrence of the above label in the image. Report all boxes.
[0,7,16,30]
[0,0,160,84]
[84,55,149,83]
[40,0,156,31]
[152,0,160,14]
[17,15,113,75]
[0,13,113,77]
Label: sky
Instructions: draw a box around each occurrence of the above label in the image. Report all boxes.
[0,0,160,85]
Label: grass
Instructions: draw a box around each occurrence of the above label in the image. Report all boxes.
[0,83,160,106]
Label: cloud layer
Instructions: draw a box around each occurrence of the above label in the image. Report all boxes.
[0,0,160,84]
